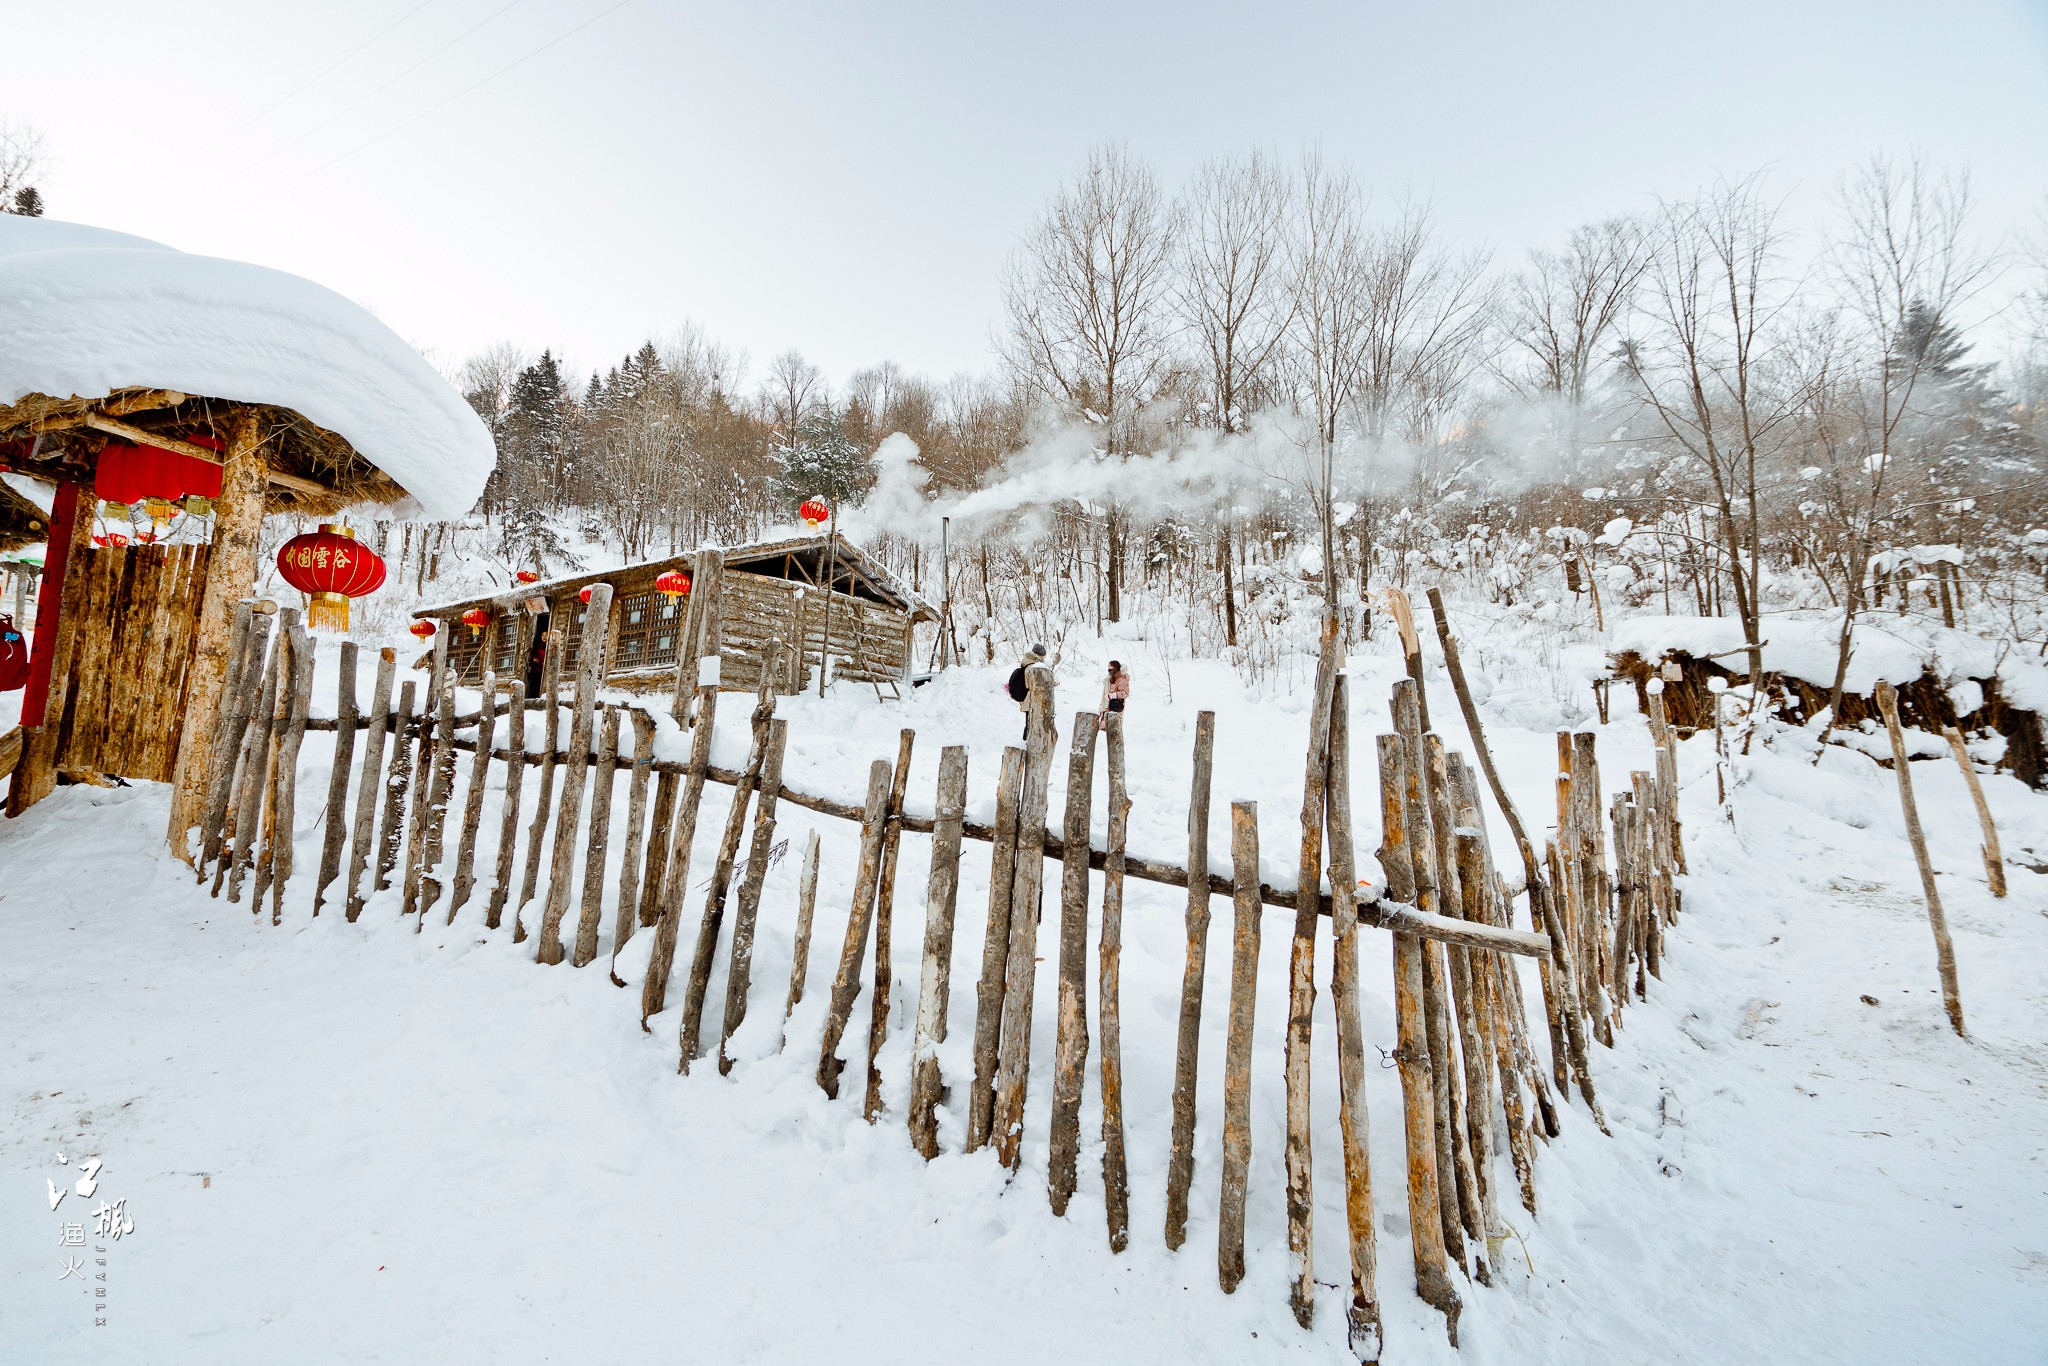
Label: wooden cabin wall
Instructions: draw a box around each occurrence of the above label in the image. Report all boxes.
[56,544,211,783]
[719,571,911,693]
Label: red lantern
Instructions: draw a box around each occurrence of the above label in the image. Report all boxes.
[461,607,492,637]
[578,585,595,604]
[516,570,539,584]
[276,525,387,633]
[799,498,830,527]
[655,569,692,600]
[410,619,437,640]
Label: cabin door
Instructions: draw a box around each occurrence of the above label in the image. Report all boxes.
[56,543,211,783]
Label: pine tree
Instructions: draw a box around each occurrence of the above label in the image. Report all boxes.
[773,408,872,511]
[10,186,42,217]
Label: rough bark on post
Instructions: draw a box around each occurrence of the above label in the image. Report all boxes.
[864,727,917,1119]
[312,640,360,916]
[816,760,894,1098]
[783,829,822,1027]
[1098,713,1132,1253]
[1217,800,1262,1296]
[1165,709,1217,1250]
[198,606,266,878]
[641,684,719,1026]
[516,635,564,936]
[720,718,790,1073]
[1463,826,1535,1218]
[537,583,612,965]
[672,549,725,723]
[448,673,498,920]
[397,670,437,920]
[1428,734,1499,1277]
[967,746,1025,1152]
[484,682,527,931]
[1376,733,1461,1342]
[1876,682,1968,1037]
[992,666,1057,1170]
[1324,678,1383,1362]
[1941,725,2006,898]
[1646,688,1685,875]
[610,710,657,973]
[415,656,460,925]
[1048,710,1101,1216]
[638,770,679,929]
[572,707,622,966]
[222,619,286,902]
[908,744,969,1158]
[344,649,396,922]
[260,620,315,926]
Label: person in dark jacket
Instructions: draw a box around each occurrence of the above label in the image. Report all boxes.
[1007,643,1048,739]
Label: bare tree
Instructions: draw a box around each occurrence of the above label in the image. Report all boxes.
[0,120,48,215]
[1177,150,1295,433]
[762,349,826,438]
[1501,217,1651,404]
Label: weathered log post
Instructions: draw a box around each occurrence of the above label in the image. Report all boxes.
[721,718,791,1072]
[1941,725,2006,898]
[343,649,397,922]
[259,618,315,925]
[782,829,822,1028]
[516,632,564,936]
[638,769,679,929]
[1098,713,1133,1253]
[537,583,612,964]
[1324,677,1383,1362]
[967,746,1026,1152]
[817,760,895,1097]
[672,548,725,724]
[484,682,527,931]
[1428,734,1499,1275]
[1164,709,1217,1250]
[1376,733,1461,1343]
[447,673,498,920]
[397,667,437,919]
[413,656,460,925]
[864,727,917,1119]
[195,603,262,877]
[610,709,658,968]
[992,665,1057,1169]
[908,744,970,1158]
[1216,799,1262,1296]
[1048,710,1101,1215]
[223,614,287,902]
[311,640,361,916]
[641,683,719,1026]
[1875,681,1968,1038]
[571,706,622,966]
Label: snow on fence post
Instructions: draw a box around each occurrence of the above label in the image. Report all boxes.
[1216,798,1261,1296]
[816,759,894,1098]
[447,673,498,921]
[1428,733,1497,1280]
[537,581,613,966]
[863,727,917,1119]
[1940,725,2006,898]
[194,601,260,877]
[782,828,822,1030]
[967,745,1025,1151]
[1048,709,1101,1215]
[1098,713,1132,1251]
[572,706,622,966]
[1375,732,1462,1343]
[1875,681,1968,1038]
[1164,709,1216,1251]
[344,649,397,922]
[312,640,361,916]
[372,681,418,899]
[721,717,791,1074]
[484,682,527,931]
[992,665,1057,1169]
[641,682,719,1026]
[908,743,969,1157]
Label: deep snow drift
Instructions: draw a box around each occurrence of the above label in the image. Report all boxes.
[4,619,2047,1364]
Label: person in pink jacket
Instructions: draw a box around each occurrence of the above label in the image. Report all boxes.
[1103,660,1130,715]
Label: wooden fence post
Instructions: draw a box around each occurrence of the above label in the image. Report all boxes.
[311,639,360,916]
[537,583,611,964]
[817,759,894,1097]
[782,829,822,1027]
[610,709,657,967]
[259,619,314,925]
[572,707,622,966]
[448,673,498,920]
[1048,710,1100,1215]
[1165,709,1216,1250]
[992,665,1057,1169]
[516,634,564,936]
[1876,681,1967,1037]
[194,601,260,876]
[720,718,790,1073]
[1217,799,1261,1295]
[967,745,1026,1151]
[908,744,969,1157]
[1941,725,2006,898]
[343,649,396,922]
[1098,713,1132,1252]
[414,656,459,925]
[485,682,527,931]
[862,728,918,1118]
[642,683,719,1025]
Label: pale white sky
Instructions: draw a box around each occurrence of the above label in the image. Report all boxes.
[9,1,2048,392]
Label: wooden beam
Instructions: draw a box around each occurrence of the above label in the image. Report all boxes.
[78,412,331,498]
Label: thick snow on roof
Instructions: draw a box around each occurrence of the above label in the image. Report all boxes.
[0,216,493,518]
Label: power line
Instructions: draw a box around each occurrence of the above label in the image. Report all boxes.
[197,0,440,157]
[247,0,532,172]
[274,0,632,195]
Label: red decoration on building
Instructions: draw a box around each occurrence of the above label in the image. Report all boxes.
[275,525,387,633]
[655,570,692,600]
[799,498,830,527]
[409,620,437,640]
[94,440,226,507]
[578,585,595,604]
[460,607,492,637]
[516,570,539,584]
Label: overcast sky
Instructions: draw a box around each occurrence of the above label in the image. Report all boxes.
[10,1,2047,393]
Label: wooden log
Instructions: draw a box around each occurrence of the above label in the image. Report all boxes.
[610,709,657,968]
[1875,681,1968,1037]
[312,640,361,917]
[572,707,622,966]
[537,584,613,966]
[261,620,315,926]
[1427,734,1496,1279]
[863,727,918,1118]
[484,682,527,931]
[196,605,264,879]
[1461,827,1535,1219]
[967,746,1026,1151]
[1285,620,1342,1326]
[222,618,286,903]
[1048,710,1101,1215]
[1376,733,1461,1342]
[681,677,782,1070]
[638,769,680,928]
[720,718,790,1073]
[1165,709,1217,1250]
[992,665,1057,1169]
[672,548,725,721]
[1425,587,1604,1129]
[448,673,498,921]
[373,681,418,898]
[1098,713,1132,1253]
[415,655,460,925]
[516,634,564,938]
[783,829,822,1027]
[400,645,448,921]
[1646,687,1686,875]
[641,684,719,1026]
[1324,676,1382,1362]
[816,759,894,1097]
[344,651,397,922]
[1217,799,1262,1296]
[908,743,970,1157]
[1941,725,2006,898]
[248,620,292,914]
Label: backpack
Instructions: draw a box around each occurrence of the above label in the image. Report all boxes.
[0,614,27,693]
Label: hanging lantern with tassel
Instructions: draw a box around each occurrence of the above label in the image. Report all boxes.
[578,585,595,604]
[799,498,830,528]
[655,569,692,601]
[276,525,388,633]
[409,619,437,640]
[516,570,540,584]
[461,606,492,637]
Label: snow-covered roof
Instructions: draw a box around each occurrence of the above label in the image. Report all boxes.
[0,216,493,518]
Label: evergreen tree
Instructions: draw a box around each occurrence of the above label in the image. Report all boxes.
[773,408,872,512]
[10,186,42,217]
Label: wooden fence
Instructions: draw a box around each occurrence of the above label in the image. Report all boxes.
[186,583,1686,1364]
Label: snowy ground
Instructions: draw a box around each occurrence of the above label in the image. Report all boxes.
[5,622,2048,1363]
